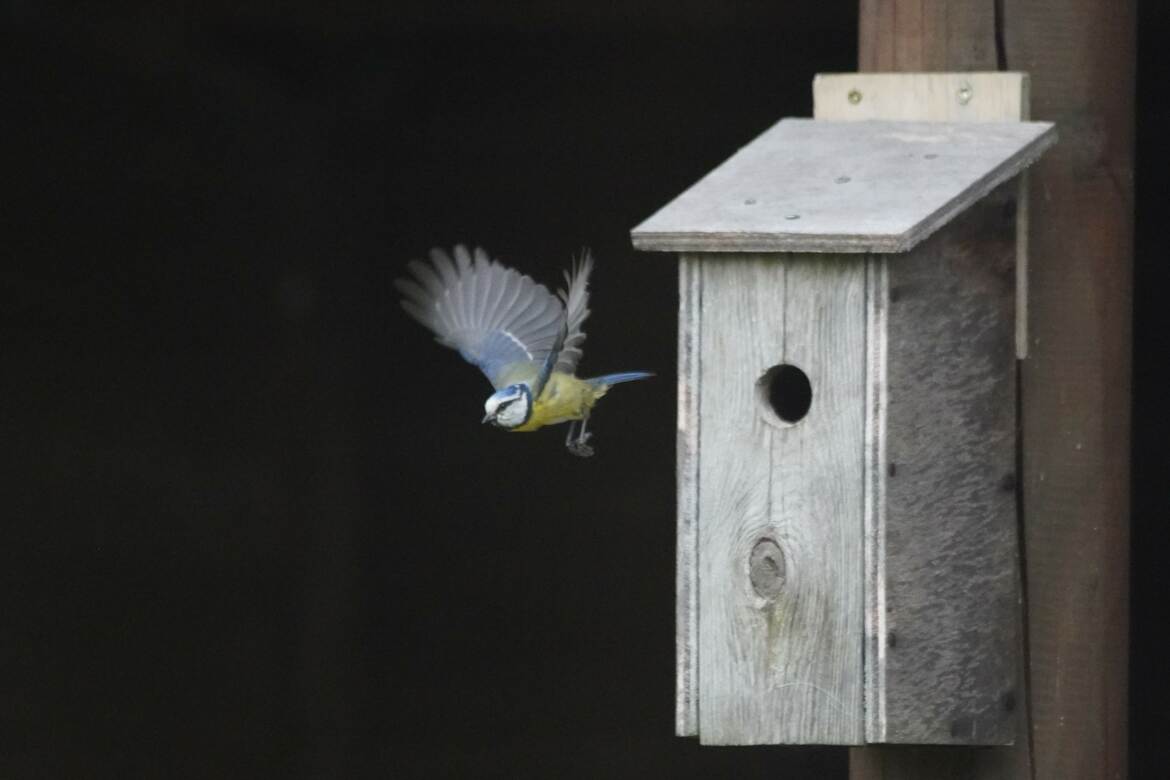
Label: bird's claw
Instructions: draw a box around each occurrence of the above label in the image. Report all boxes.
[567,432,594,458]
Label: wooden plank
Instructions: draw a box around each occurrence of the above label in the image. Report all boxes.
[631,119,1055,254]
[675,255,701,737]
[862,253,889,747]
[814,72,1028,122]
[696,254,865,745]
[876,182,1021,745]
[1002,1,1134,778]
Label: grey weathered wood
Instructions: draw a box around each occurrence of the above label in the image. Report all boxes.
[872,182,1021,744]
[811,73,1027,747]
[675,255,701,737]
[819,67,1034,773]
[697,255,865,745]
[813,71,1033,359]
[862,252,890,745]
[631,119,1054,254]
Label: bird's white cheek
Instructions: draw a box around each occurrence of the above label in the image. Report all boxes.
[497,399,529,428]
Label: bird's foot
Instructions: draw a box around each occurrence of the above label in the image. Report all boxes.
[566,432,594,458]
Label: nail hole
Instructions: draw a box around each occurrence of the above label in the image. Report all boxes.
[756,364,813,425]
[744,198,757,205]
[924,153,939,160]
[835,176,851,184]
[785,213,800,220]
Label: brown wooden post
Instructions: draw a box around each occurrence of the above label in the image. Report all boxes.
[851,1,1134,779]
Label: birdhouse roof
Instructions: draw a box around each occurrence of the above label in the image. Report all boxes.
[631,118,1056,254]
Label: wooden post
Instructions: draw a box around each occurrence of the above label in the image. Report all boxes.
[851,1,1134,778]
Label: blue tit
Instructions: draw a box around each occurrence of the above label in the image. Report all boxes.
[395,244,652,456]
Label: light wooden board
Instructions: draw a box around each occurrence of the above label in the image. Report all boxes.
[675,256,701,737]
[814,73,1029,122]
[630,119,1054,254]
[696,255,865,745]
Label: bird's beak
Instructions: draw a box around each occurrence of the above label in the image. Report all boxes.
[482,413,494,424]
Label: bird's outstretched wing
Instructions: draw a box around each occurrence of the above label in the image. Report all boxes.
[395,245,565,389]
[553,250,593,375]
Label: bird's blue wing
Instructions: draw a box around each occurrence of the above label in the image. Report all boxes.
[395,245,566,389]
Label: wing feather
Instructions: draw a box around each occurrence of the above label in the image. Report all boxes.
[474,253,493,330]
[429,247,459,289]
[396,246,567,388]
[553,249,594,374]
[490,268,520,330]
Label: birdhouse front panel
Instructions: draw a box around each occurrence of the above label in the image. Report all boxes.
[682,191,1019,746]
[692,253,866,745]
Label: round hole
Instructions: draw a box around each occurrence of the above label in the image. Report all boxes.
[756,364,813,425]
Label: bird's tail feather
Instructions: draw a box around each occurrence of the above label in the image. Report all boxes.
[587,371,654,388]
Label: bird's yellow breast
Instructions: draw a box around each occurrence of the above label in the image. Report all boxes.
[511,372,605,432]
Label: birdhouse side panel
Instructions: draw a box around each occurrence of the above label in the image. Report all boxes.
[696,254,866,745]
[871,184,1020,745]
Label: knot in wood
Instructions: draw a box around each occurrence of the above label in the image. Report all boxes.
[749,538,786,600]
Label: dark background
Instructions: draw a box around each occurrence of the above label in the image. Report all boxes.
[4,2,1163,778]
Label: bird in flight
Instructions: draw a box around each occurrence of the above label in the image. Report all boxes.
[395,245,652,456]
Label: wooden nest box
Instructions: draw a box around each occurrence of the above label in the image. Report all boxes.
[631,73,1056,747]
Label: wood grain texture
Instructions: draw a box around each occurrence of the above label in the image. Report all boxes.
[819,74,1026,747]
[876,183,1020,745]
[1004,1,1134,778]
[815,72,1033,358]
[696,255,865,745]
[630,119,1054,254]
[859,0,999,72]
[851,0,1134,776]
[841,17,1030,774]
[675,256,701,737]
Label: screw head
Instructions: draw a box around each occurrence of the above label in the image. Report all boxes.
[847,88,862,105]
[957,83,973,105]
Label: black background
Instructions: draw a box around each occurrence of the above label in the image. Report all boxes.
[4,2,1164,778]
